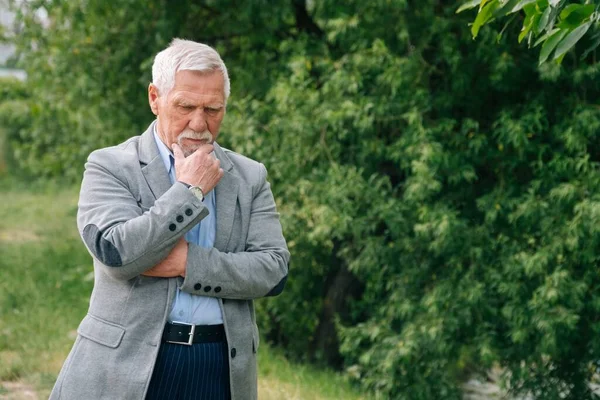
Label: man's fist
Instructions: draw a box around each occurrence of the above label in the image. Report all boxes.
[173,143,224,194]
[142,238,188,278]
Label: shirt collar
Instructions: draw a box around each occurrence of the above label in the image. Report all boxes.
[152,122,174,174]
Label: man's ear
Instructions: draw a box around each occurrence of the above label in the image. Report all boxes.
[148,83,160,116]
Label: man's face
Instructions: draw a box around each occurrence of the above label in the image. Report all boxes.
[148,70,226,157]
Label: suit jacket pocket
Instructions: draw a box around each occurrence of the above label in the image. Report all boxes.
[77,314,126,348]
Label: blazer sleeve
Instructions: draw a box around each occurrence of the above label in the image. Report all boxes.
[77,149,208,280]
[180,163,290,299]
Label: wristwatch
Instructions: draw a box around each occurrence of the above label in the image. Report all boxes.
[189,185,205,202]
[179,181,205,202]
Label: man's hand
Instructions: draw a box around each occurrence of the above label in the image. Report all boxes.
[173,143,224,194]
[142,238,189,278]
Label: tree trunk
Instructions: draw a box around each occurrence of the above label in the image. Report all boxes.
[309,265,363,368]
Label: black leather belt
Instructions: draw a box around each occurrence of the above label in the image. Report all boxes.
[162,322,225,345]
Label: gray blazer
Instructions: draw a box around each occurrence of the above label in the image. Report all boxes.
[50,122,289,400]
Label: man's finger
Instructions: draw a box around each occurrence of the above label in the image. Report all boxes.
[172,143,183,160]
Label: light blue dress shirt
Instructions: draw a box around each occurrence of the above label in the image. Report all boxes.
[153,128,223,325]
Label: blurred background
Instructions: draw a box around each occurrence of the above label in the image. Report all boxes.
[2,0,600,399]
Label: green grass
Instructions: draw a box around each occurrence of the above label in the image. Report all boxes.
[0,181,366,399]
[0,184,90,398]
[257,344,366,400]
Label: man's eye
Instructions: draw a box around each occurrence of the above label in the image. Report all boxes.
[179,105,194,110]
[205,108,220,114]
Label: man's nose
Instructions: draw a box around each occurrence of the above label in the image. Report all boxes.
[188,110,207,132]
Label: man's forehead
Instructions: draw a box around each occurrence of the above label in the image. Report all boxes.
[169,87,225,107]
[171,92,223,103]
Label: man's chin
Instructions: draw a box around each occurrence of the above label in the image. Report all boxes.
[182,147,197,157]
[182,145,212,157]
[180,141,214,157]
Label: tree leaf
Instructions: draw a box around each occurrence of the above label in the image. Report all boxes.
[534,27,560,47]
[519,23,533,43]
[520,11,541,45]
[560,4,584,20]
[535,5,552,34]
[554,51,566,64]
[518,5,538,43]
[539,28,567,64]
[456,0,482,14]
[537,0,550,9]
[507,0,537,14]
[472,0,500,38]
[553,21,592,61]
[544,3,563,33]
[494,0,522,17]
[558,4,595,29]
[480,0,492,9]
[522,3,537,18]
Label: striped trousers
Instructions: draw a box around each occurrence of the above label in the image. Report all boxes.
[146,341,231,400]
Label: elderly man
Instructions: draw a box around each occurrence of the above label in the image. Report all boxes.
[50,39,289,400]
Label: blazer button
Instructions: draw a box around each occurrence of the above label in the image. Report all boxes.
[214,286,222,293]
[230,348,236,358]
[176,215,183,223]
[169,223,176,231]
[203,286,212,292]
[185,208,193,216]
[194,283,202,290]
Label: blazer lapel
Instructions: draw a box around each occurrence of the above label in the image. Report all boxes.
[139,121,172,200]
[213,143,239,251]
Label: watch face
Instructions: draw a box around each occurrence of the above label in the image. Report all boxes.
[191,186,204,201]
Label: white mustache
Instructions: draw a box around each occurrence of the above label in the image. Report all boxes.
[177,129,212,143]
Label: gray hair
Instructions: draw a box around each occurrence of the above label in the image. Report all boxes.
[151,38,230,102]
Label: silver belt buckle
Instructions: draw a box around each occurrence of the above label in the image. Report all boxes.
[167,321,195,346]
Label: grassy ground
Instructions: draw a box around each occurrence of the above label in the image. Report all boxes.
[0,181,366,400]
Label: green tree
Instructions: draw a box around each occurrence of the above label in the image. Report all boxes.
[6,1,600,398]
[0,77,29,175]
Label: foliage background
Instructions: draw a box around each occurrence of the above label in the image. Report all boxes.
[3,0,600,399]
